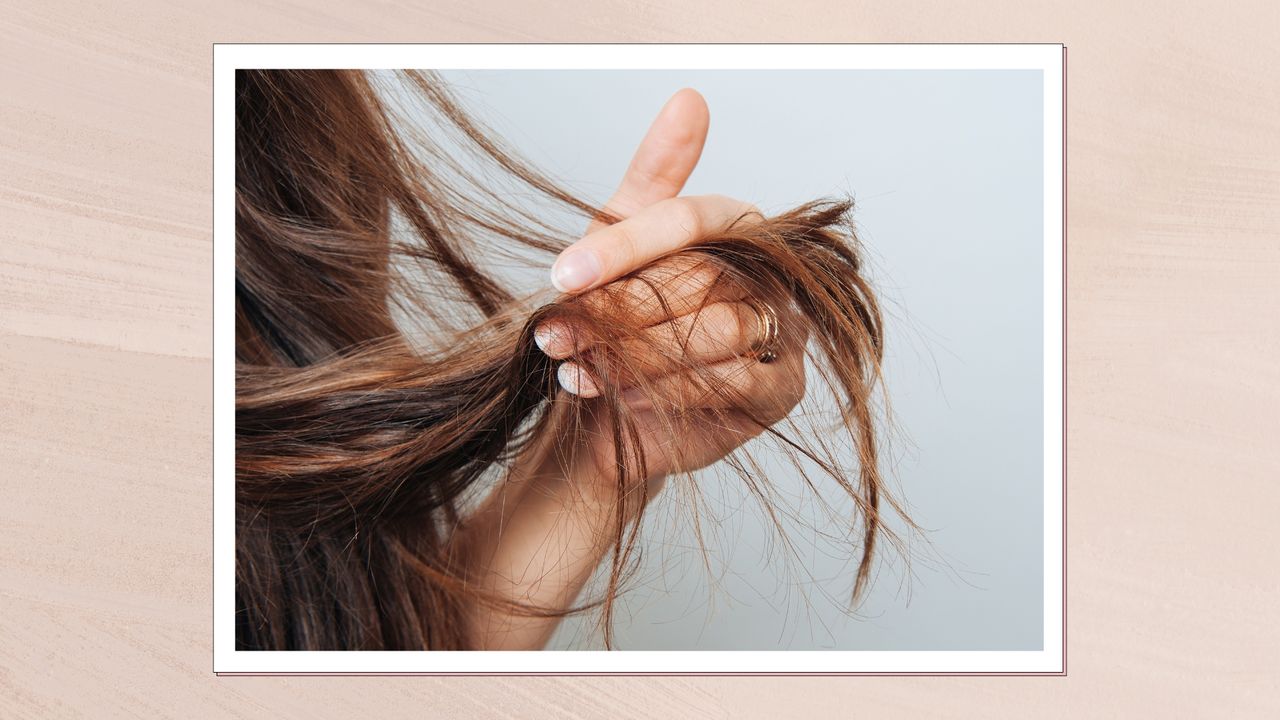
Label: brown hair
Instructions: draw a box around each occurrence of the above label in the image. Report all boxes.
[235,69,906,650]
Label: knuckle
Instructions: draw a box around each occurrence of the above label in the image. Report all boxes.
[726,302,754,347]
[666,196,703,239]
[734,200,764,227]
[653,315,691,355]
[617,275,663,315]
[660,259,719,304]
[678,302,732,352]
[685,262,723,294]
[702,194,763,230]
[699,303,742,352]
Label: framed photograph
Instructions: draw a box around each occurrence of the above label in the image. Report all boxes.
[214,43,1065,674]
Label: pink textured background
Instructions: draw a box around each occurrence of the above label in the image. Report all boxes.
[2,2,1276,716]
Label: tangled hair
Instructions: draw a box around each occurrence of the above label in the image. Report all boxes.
[235,69,908,650]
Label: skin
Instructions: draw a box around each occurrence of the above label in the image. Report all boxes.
[451,89,808,650]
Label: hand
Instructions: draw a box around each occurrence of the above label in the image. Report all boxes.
[457,89,807,650]
[534,92,808,506]
[539,249,808,499]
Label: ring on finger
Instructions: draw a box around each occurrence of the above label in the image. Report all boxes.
[744,297,781,364]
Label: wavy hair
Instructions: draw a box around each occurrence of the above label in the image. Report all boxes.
[234,69,907,650]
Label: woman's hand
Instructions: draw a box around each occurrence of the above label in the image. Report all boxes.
[457,89,806,649]
[532,96,808,506]
[534,198,809,502]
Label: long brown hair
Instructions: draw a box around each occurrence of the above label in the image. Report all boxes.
[235,69,906,650]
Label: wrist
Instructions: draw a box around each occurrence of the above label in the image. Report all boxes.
[527,449,666,522]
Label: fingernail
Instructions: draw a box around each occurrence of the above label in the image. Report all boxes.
[533,321,573,357]
[551,248,603,293]
[557,361,599,397]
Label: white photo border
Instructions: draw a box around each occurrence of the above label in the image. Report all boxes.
[213,43,1066,674]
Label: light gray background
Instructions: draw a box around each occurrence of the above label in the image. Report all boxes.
[436,69,1045,650]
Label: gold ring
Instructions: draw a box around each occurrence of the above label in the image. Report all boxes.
[745,298,780,364]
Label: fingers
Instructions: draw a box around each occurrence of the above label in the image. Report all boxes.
[627,301,767,375]
[589,255,742,327]
[534,256,745,359]
[537,90,715,358]
[551,194,764,295]
[620,351,806,422]
[585,88,709,235]
[556,313,804,410]
[549,300,771,387]
[556,353,791,409]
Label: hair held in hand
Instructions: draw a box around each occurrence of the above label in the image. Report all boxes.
[234,69,910,650]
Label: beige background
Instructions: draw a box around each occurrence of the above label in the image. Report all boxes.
[1,1,1276,717]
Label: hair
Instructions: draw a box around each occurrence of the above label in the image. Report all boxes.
[234,68,909,650]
